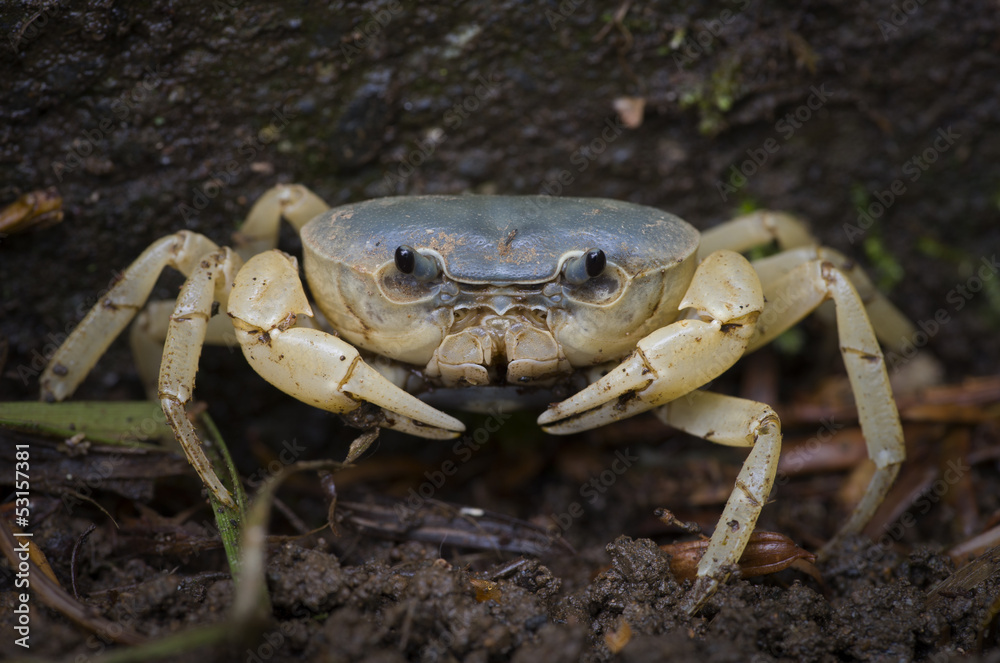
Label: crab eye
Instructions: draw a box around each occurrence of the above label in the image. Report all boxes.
[394,245,440,281]
[394,246,416,274]
[585,249,606,277]
[563,248,606,284]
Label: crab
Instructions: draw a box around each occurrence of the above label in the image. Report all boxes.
[40,185,915,613]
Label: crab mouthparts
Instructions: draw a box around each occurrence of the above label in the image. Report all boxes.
[424,309,570,388]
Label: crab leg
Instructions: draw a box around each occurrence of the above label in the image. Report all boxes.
[750,246,916,354]
[131,298,326,400]
[699,210,916,352]
[128,300,245,399]
[747,257,905,554]
[229,251,465,440]
[232,184,331,259]
[158,248,244,506]
[653,391,781,615]
[41,185,329,402]
[538,250,764,433]
[697,210,818,259]
[40,231,221,402]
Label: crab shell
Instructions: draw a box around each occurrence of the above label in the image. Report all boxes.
[301,196,700,384]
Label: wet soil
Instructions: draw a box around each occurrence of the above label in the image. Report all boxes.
[1,1,1000,661]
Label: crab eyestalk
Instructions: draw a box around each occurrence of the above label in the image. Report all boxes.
[394,245,441,281]
[562,248,606,284]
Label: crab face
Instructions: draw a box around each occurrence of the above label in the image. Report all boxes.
[301,195,699,388]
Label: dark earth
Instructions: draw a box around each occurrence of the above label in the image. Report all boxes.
[2,1,1000,661]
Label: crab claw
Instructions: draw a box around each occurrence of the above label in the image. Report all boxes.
[539,250,764,434]
[537,351,655,434]
[233,322,466,438]
[341,361,465,437]
[229,250,464,439]
[539,317,760,434]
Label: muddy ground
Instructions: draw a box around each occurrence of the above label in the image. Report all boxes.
[1,1,1000,661]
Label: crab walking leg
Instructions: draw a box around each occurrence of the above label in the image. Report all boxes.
[538,250,764,433]
[40,231,221,402]
[228,251,466,439]
[751,247,916,353]
[697,210,817,260]
[157,248,244,507]
[130,300,244,400]
[654,391,781,614]
[701,212,916,352]
[232,184,331,259]
[131,299,329,398]
[748,259,905,553]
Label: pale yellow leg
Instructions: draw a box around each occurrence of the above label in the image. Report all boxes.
[700,211,916,352]
[41,185,331,402]
[232,184,331,259]
[157,248,244,506]
[39,184,337,507]
[751,247,915,354]
[130,300,241,399]
[697,210,817,260]
[747,258,905,555]
[128,183,332,396]
[129,298,324,398]
[41,232,220,402]
[654,390,782,614]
